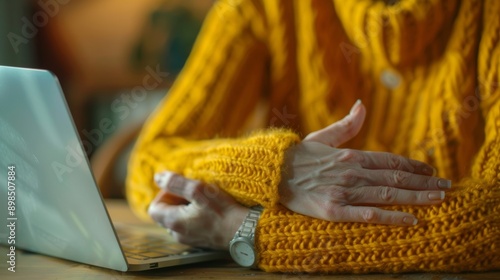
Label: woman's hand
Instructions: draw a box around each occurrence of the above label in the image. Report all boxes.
[279,100,452,226]
[148,172,249,250]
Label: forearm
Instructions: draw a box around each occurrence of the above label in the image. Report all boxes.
[126,129,300,220]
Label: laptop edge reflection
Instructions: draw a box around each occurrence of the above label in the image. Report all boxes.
[0,66,226,271]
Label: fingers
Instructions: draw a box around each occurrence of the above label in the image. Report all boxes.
[348,186,445,206]
[154,171,223,213]
[332,150,451,190]
[148,201,188,233]
[149,195,249,250]
[149,172,249,250]
[357,150,436,175]
[304,100,366,147]
[148,201,206,236]
[150,189,189,206]
[154,171,239,214]
[361,169,451,191]
[332,205,418,226]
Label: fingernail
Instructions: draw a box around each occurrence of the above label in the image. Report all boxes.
[403,216,418,225]
[350,99,362,115]
[154,173,162,183]
[437,179,452,189]
[432,167,438,176]
[154,173,167,188]
[428,191,445,201]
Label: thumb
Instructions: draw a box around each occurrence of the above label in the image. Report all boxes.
[304,99,366,147]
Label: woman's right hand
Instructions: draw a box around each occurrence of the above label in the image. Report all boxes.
[279,100,452,226]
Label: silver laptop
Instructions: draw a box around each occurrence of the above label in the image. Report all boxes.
[0,66,227,271]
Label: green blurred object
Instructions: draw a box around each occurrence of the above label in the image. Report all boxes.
[131,6,203,75]
[0,0,36,67]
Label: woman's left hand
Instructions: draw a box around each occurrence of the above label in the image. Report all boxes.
[148,171,249,250]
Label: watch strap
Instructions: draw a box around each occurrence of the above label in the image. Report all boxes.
[235,206,263,241]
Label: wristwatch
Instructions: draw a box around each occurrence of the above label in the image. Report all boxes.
[229,205,263,268]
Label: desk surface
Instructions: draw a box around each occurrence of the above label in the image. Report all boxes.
[1,200,499,279]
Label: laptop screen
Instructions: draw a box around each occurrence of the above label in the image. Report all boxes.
[0,66,128,271]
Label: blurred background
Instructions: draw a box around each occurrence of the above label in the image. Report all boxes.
[0,0,215,197]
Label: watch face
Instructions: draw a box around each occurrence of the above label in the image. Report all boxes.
[230,239,255,267]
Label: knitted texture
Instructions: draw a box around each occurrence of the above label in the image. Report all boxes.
[126,0,500,273]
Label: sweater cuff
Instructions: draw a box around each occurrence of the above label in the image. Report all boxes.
[185,128,301,207]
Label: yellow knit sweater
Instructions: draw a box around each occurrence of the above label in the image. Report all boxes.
[126,0,500,273]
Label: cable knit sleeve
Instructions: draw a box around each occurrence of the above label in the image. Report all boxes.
[256,31,500,271]
[126,0,300,221]
[473,0,500,183]
[255,0,500,273]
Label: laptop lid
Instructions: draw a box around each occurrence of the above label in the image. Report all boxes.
[0,66,128,271]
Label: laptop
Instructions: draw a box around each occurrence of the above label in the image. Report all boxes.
[0,66,227,271]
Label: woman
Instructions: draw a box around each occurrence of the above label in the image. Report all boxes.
[126,0,500,273]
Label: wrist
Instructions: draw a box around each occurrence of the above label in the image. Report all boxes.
[278,145,296,206]
[223,206,249,250]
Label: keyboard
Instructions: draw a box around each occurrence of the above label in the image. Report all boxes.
[115,225,204,261]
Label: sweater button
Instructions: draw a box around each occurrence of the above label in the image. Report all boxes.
[380,69,401,89]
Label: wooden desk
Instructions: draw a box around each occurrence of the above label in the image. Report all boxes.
[1,200,499,279]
